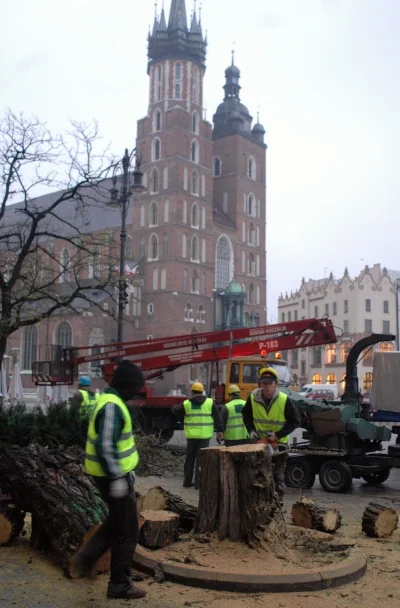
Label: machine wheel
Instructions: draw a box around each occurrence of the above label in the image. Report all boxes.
[319,460,353,493]
[362,468,391,486]
[284,457,316,489]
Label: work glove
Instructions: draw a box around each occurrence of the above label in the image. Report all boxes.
[109,477,130,499]
[266,432,277,441]
[250,430,259,442]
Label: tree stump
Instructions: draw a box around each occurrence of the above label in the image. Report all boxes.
[138,510,180,549]
[0,500,25,546]
[362,502,398,538]
[137,486,196,532]
[0,444,108,565]
[291,497,342,533]
[194,445,286,547]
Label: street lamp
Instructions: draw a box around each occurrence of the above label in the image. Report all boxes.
[108,148,147,346]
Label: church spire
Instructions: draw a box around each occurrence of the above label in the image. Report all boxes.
[168,0,188,31]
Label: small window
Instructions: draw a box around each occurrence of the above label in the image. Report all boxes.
[150,202,158,226]
[301,300,305,309]
[288,311,292,322]
[365,299,371,312]
[151,169,159,193]
[243,364,260,384]
[365,319,372,333]
[147,303,154,315]
[333,302,337,315]
[248,195,254,216]
[344,300,349,313]
[155,111,161,131]
[191,203,199,227]
[191,140,198,163]
[314,306,319,318]
[192,171,198,195]
[383,300,389,314]
[229,363,239,383]
[383,320,390,334]
[175,62,181,80]
[281,312,285,323]
[294,310,298,321]
[214,157,221,177]
[175,83,181,99]
[344,320,349,333]
[325,303,329,315]
[192,112,198,134]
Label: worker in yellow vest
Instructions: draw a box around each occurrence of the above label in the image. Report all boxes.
[221,385,249,447]
[70,376,99,419]
[172,382,223,489]
[242,368,300,505]
[68,360,146,601]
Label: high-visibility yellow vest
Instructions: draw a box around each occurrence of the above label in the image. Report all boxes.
[79,389,99,419]
[84,392,139,476]
[183,398,214,440]
[250,391,289,444]
[224,399,248,441]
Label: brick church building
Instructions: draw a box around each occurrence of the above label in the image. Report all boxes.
[10,0,267,394]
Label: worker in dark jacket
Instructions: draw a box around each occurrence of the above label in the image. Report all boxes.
[221,385,249,447]
[172,382,223,489]
[70,376,99,419]
[242,367,301,504]
[68,360,146,601]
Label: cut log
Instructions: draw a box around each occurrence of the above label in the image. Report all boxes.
[137,486,196,532]
[291,498,342,533]
[194,445,286,548]
[362,502,398,538]
[0,500,25,546]
[0,444,108,565]
[138,510,180,549]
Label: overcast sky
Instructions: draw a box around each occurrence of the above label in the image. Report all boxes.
[2,0,400,322]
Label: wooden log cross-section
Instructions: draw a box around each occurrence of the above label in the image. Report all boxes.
[194,445,286,547]
[137,486,196,532]
[362,502,399,538]
[292,497,342,534]
[138,510,180,549]
[0,500,25,546]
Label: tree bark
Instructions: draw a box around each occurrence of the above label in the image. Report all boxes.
[0,500,25,546]
[138,510,180,549]
[291,497,342,533]
[0,444,107,565]
[194,445,286,547]
[362,502,398,538]
[137,486,196,532]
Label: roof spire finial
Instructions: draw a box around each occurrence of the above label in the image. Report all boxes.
[199,1,202,22]
[231,42,236,66]
[154,1,158,18]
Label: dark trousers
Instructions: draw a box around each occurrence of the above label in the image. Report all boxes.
[224,439,249,447]
[75,476,138,593]
[273,450,289,501]
[184,438,210,487]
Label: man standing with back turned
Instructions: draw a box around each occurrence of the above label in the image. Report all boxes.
[242,367,300,505]
[68,360,146,601]
[172,382,223,489]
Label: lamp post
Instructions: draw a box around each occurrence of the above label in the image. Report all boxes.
[108,148,146,346]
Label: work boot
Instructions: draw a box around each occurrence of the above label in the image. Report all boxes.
[67,554,95,579]
[183,482,194,488]
[107,584,147,600]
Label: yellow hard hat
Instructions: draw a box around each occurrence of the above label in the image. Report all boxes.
[227,384,240,396]
[191,382,204,393]
[258,367,279,382]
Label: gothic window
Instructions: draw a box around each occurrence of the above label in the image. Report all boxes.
[185,303,193,321]
[242,221,246,242]
[59,247,70,283]
[256,226,260,247]
[163,166,168,189]
[256,285,261,305]
[192,111,199,134]
[201,239,206,263]
[242,251,246,273]
[248,253,255,276]
[160,267,167,290]
[150,234,158,260]
[249,223,255,245]
[151,169,159,193]
[150,202,158,226]
[249,283,254,304]
[183,268,188,291]
[89,245,100,279]
[312,373,322,385]
[157,65,162,101]
[326,373,337,386]
[125,236,133,259]
[153,268,158,291]
[215,236,233,290]
[175,84,181,99]
[191,271,199,293]
[256,254,260,276]
[55,321,72,348]
[191,140,199,163]
[154,110,162,132]
[183,168,188,190]
[183,200,188,223]
[191,203,199,228]
[191,170,198,195]
[201,207,206,229]
[162,233,168,258]
[182,234,187,258]
[164,199,170,223]
[198,305,205,323]
[248,156,256,180]
[22,325,38,370]
[153,138,161,161]
[140,204,145,227]
[201,272,206,294]
[140,237,146,258]
[191,235,199,261]
[175,62,182,80]
[248,194,254,217]
[214,157,221,177]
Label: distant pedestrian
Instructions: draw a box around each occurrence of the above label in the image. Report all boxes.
[70,376,99,419]
[172,382,223,489]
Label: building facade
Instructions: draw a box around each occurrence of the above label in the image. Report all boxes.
[278,264,399,396]
[8,0,268,394]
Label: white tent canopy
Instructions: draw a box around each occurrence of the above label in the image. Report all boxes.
[0,362,9,401]
[8,363,23,400]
